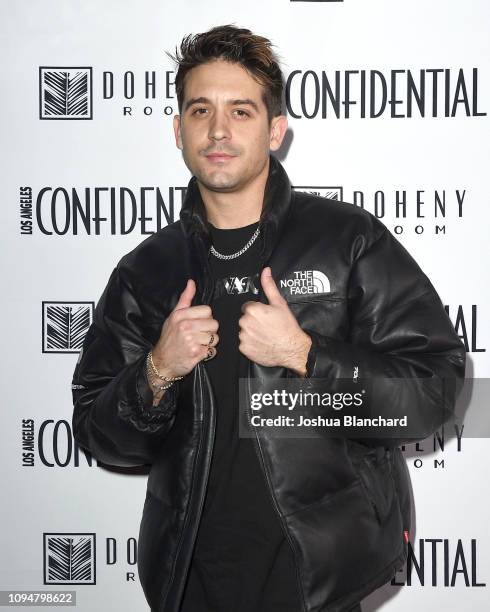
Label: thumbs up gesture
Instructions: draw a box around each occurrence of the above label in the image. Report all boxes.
[151,279,219,380]
[238,267,312,376]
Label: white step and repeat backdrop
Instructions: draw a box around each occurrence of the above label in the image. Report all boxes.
[2,1,489,610]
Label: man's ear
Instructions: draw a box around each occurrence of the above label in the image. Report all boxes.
[269,115,288,152]
[173,115,183,150]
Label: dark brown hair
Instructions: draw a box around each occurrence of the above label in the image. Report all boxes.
[167,24,284,122]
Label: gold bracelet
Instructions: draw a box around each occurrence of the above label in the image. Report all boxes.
[145,359,175,392]
[150,378,174,391]
[147,351,184,382]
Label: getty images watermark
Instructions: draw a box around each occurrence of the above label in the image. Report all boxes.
[238,376,473,439]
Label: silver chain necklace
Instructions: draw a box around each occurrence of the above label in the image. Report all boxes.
[209,225,261,260]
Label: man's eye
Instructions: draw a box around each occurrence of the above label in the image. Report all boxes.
[193,108,208,115]
[234,109,250,117]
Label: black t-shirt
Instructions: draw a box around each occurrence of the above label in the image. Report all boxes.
[179,221,301,612]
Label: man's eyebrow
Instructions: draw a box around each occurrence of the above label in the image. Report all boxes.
[228,98,259,112]
[184,97,210,111]
[183,97,260,112]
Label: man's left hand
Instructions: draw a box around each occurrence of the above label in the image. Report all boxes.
[238,267,312,376]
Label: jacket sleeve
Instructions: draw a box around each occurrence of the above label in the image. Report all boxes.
[71,265,180,468]
[300,224,466,448]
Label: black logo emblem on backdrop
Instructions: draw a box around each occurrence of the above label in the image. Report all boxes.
[44,533,96,584]
[42,302,94,353]
[39,67,93,119]
[293,186,343,201]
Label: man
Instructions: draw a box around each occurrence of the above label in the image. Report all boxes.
[72,25,466,612]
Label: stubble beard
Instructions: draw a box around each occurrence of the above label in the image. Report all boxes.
[196,169,242,193]
[192,155,270,195]
[185,151,245,193]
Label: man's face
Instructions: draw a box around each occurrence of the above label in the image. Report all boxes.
[173,58,287,194]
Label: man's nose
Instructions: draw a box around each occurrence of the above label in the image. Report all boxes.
[208,111,231,141]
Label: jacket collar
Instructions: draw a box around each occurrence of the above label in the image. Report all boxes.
[179,154,293,264]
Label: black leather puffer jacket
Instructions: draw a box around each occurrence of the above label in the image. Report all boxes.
[72,155,466,612]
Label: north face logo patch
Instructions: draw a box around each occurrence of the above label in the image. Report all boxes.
[280,270,331,296]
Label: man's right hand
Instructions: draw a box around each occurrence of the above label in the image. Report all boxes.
[150,279,219,381]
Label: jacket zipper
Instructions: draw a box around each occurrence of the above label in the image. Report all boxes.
[245,374,307,612]
[246,238,307,610]
[171,365,216,610]
[163,264,216,612]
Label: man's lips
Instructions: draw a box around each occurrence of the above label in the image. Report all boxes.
[205,153,236,162]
